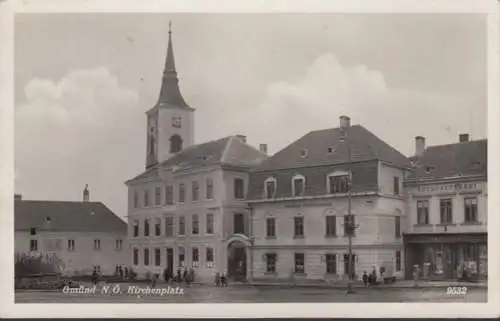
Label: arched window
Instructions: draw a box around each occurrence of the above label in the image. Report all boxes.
[170,134,183,153]
[292,174,306,197]
[264,177,277,199]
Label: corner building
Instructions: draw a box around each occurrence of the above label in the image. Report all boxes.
[246,117,412,283]
[125,25,267,282]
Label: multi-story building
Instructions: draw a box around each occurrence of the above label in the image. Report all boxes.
[403,134,487,280]
[245,116,412,283]
[125,25,267,282]
[14,187,128,276]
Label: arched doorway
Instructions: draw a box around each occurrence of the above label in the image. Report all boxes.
[227,240,247,281]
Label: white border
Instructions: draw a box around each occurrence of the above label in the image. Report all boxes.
[1,0,499,318]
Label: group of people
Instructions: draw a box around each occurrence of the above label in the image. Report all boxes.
[162,267,195,284]
[214,272,228,287]
[362,267,380,287]
[113,265,137,280]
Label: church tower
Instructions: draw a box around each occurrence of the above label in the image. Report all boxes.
[146,21,195,169]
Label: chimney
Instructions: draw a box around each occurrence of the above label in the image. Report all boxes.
[235,135,247,144]
[459,133,469,143]
[83,184,89,202]
[14,194,22,201]
[339,115,351,129]
[259,144,268,155]
[415,136,426,157]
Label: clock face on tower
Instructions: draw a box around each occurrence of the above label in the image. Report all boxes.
[172,117,182,128]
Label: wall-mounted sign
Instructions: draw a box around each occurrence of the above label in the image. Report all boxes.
[416,182,481,194]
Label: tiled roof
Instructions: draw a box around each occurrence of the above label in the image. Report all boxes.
[254,125,411,171]
[15,200,127,233]
[127,136,268,183]
[407,139,487,181]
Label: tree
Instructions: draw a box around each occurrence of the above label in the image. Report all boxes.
[14,252,65,277]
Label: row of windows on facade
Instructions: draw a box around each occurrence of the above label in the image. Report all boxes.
[29,238,123,252]
[132,247,214,267]
[263,251,402,274]
[132,213,247,237]
[134,178,246,208]
[265,215,401,239]
[416,197,479,225]
[264,174,401,199]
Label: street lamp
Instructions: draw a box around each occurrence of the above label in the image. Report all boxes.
[340,115,355,294]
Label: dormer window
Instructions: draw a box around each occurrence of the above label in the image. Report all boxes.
[300,149,308,158]
[327,171,350,194]
[264,177,277,199]
[292,174,305,197]
[425,166,434,174]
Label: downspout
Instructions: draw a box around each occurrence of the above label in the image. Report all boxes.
[248,205,254,283]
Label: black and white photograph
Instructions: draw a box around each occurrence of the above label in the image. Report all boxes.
[1,0,499,318]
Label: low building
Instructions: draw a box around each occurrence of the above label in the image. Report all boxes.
[403,134,487,280]
[246,116,412,283]
[14,187,128,276]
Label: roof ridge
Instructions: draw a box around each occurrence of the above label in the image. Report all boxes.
[426,139,487,150]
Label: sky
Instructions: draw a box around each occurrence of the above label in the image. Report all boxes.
[14,13,487,219]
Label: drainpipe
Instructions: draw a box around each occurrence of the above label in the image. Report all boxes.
[248,205,254,283]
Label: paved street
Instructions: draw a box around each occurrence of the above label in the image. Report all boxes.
[15,283,487,303]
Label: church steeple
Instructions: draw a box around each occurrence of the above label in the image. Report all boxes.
[157,21,190,109]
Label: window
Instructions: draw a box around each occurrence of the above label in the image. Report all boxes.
[417,200,429,225]
[326,254,337,274]
[206,247,214,262]
[266,253,277,273]
[178,247,185,267]
[165,185,174,205]
[30,228,37,236]
[396,251,401,271]
[440,199,453,224]
[67,239,75,251]
[328,173,350,194]
[165,216,174,237]
[94,239,101,250]
[133,248,139,265]
[144,219,150,237]
[192,214,199,235]
[393,177,400,195]
[206,178,214,199]
[234,178,245,199]
[264,178,276,199]
[192,181,199,201]
[325,216,336,237]
[178,216,185,235]
[192,247,199,264]
[206,214,214,234]
[178,184,185,203]
[133,220,139,237]
[170,134,183,153]
[343,215,356,236]
[234,213,245,234]
[144,248,150,266]
[292,175,305,197]
[30,239,38,251]
[395,216,401,238]
[294,217,304,237]
[155,248,161,266]
[115,239,123,251]
[266,218,276,238]
[144,190,149,207]
[154,187,161,205]
[294,253,305,274]
[155,218,161,236]
[134,191,139,208]
[464,197,478,223]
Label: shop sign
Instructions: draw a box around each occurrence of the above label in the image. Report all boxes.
[416,182,481,194]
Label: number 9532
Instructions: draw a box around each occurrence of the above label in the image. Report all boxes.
[446,286,467,296]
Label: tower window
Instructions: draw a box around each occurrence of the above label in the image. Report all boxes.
[170,134,183,153]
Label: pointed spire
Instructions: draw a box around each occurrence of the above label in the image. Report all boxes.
[157,20,190,109]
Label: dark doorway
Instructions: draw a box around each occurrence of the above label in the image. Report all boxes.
[227,241,247,281]
[233,213,245,234]
[166,248,174,273]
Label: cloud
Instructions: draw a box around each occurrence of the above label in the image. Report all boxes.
[213,53,484,157]
[15,67,141,217]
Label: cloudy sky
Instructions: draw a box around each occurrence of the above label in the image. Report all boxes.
[15,13,487,219]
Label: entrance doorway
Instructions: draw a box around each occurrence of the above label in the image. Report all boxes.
[227,241,247,281]
[166,248,174,273]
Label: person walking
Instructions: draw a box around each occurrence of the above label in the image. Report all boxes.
[362,271,368,287]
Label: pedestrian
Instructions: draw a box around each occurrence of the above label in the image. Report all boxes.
[183,269,188,283]
[220,273,227,287]
[362,271,368,287]
[124,266,129,280]
[163,268,168,283]
[151,273,158,288]
[119,265,124,280]
[371,267,377,285]
[176,269,182,283]
[215,272,221,287]
[92,267,98,286]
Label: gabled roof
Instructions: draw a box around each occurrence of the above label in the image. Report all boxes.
[407,139,487,181]
[253,125,411,172]
[15,200,127,233]
[127,136,267,183]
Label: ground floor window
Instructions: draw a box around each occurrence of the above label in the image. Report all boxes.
[154,248,161,266]
[133,248,139,265]
[294,253,305,274]
[396,251,401,271]
[325,254,337,274]
[265,253,277,273]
